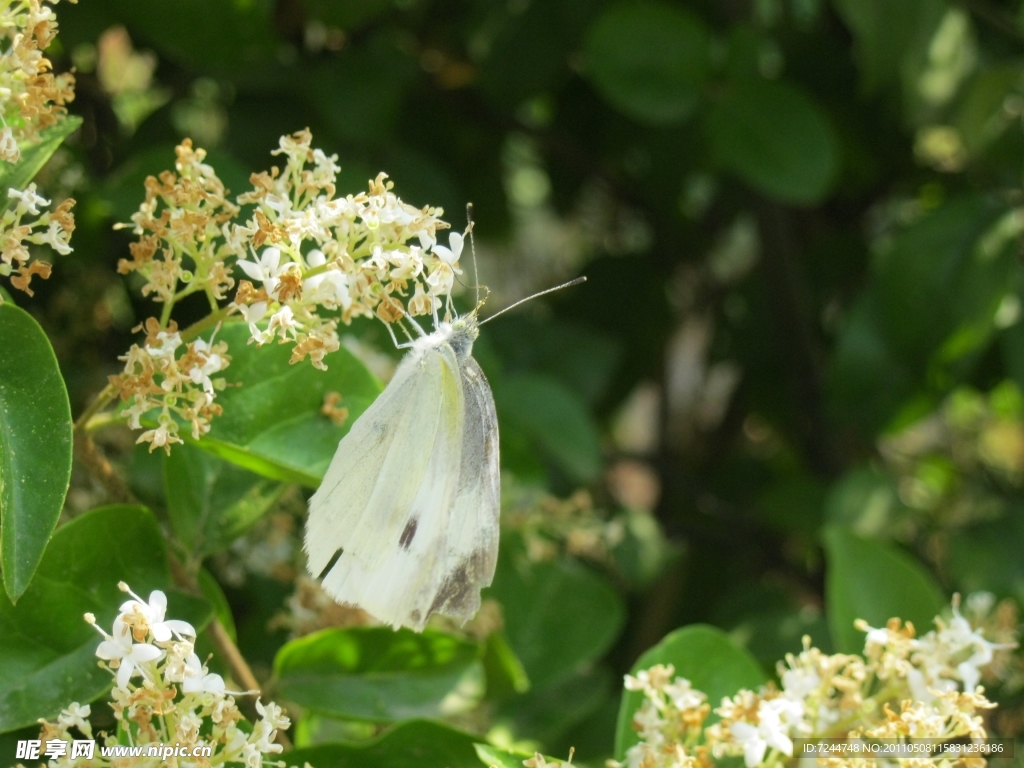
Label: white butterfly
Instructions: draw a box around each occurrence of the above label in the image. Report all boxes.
[304,310,500,632]
[304,277,583,632]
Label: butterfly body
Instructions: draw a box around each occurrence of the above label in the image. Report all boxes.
[304,313,500,632]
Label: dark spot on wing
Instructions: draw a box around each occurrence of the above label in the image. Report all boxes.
[428,549,491,617]
[316,548,343,580]
[399,517,418,549]
[410,609,422,625]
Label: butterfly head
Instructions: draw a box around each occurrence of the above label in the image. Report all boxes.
[448,312,479,363]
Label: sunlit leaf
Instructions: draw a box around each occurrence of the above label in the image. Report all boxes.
[274,627,485,722]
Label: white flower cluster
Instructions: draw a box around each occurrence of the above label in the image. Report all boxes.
[0,183,75,302]
[227,129,461,369]
[108,318,230,453]
[35,582,293,768]
[615,597,1014,768]
[110,130,464,451]
[859,595,1014,700]
[0,0,75,164]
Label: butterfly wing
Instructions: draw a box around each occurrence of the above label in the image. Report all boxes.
[425,355,501,623]
[304,342,466,630]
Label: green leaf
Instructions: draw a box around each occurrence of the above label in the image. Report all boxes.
[706,79,840,205]
[193,322,382,487]
[0,302,73,602]
[476,744,532,768]
[614,625,767,759]
[830,0,945,94]
[274,627,485,722]
[482,630,531,699]
[0,505,211,732]
[197,568,236,643]
[0,117,82,197]
[875,195,1005,364]
[476,744,568,768]
[499,667,612,746]
[823,527,946,653]
[584,1,711,125]
[164,441,285,558]
[108,0,279,83]
[486,540,626,689]
[288,720,482,768]
[496,373,602,483]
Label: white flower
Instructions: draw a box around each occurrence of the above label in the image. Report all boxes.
[426,262,455,296]
[388,247,424,281]
[95,617,164,689]
[181,653,228,695]
[188,338,225,394]
[0,127,19,163]
[147,329,182,359]
[730,699,802,768]
[9,184,49,215]
[781,666,820,701]
[136,422,179,452]
[431,232,464,266]
[28,219,73,255]
[57,703,92,737]
[239,300,269,339]
[264,305,297,340]
[256,699,291,731]
[238,247,287,297]
[664,677,706,711]
[119,585,197,641]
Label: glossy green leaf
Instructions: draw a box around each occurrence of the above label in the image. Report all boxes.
[584,1,711,125]
[496,373,602,483]
[274,627,484,722]
[0,117,82,197]
[289,720,482,768]
[823,527,946,653]
[486,539,626,689]
[0,505,211,732]
[0,303,72,601]
[614,625,767,759]
[164,441,285,558]
[706,79,839,205]
[193,322,381,487]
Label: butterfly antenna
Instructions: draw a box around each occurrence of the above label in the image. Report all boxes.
[467,202,480,306]
[479,276,586,326]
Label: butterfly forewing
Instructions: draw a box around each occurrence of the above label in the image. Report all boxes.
[305,343,461,574]
[304,341,469,630]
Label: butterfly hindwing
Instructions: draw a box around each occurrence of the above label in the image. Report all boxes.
[426,356,501,623]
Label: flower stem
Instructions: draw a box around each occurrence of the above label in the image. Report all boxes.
[73,383,116,432]
[181,306,235,343]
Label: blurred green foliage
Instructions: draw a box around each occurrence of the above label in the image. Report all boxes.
[7,0,1024,764]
